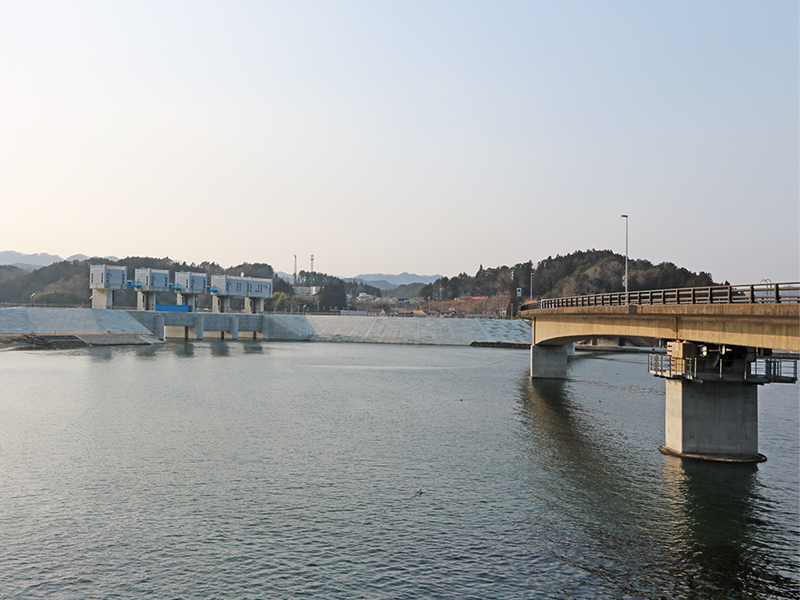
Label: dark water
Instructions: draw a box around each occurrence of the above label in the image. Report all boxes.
[0,342,797,599]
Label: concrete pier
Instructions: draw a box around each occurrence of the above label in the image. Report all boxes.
[661,379,761,462]
[137,291,157,311]
[176,293,198,312]
[154,314,165,341]
[212,295,231,313]
[91,289,114,309]
[244,298,265,314]
[530,344,569,379]
[650,341,779,462]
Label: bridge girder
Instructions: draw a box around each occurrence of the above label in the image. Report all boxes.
[519,303,799,352]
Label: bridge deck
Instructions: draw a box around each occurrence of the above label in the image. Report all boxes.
[519,284,800,352]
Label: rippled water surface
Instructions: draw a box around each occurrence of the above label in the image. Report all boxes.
[0,342,797,599]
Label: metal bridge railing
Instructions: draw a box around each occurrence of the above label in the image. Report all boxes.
[648,355,697,379]
[747,358,798,383]
[521,282,799,311]
[648,354,798,384]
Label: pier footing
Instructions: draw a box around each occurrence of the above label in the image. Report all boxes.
[663,378,761,462]
[658,445,766,463]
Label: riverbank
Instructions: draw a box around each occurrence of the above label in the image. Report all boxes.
[0,307,533,348]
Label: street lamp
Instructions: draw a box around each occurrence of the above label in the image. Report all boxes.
[530,272,534,303]
[621,214,629,296]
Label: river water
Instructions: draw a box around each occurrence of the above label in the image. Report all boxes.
[0,342,797,599]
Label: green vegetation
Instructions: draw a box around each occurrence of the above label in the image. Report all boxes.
[392,282,426,299]
[297,270,381,298]
[418,250,718,303]
[0,265,24,283]
[318,280,348,310]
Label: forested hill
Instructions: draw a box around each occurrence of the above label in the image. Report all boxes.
[419,250,718,301]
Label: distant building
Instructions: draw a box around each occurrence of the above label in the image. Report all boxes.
[293,286,319,296]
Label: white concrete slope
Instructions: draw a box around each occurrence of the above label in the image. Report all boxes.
[0,307,153,336]
[264,315,318,341]
[306,315,531,346]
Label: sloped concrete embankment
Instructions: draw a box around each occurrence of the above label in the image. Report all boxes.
[306,315,531,346]
[0,307,158,347]
[1,308,532,347]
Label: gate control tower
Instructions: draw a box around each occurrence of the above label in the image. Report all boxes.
[89,265,127,309]
[134,268,170,311]
[210,275,273,313]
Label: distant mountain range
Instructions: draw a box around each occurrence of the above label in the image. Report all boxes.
[349,273,443,290]
[0,251,118,270]
[276,271,442,290]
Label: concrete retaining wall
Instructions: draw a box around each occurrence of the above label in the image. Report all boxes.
[1,308,532,347]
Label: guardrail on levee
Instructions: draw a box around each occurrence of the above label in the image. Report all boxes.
[520,282,800,311]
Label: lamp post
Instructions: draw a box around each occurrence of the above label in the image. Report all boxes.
[529,272,534,303]
[621,214,629,296]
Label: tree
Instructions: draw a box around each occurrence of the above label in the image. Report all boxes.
[318,280,347,310]
[418,283,433,301]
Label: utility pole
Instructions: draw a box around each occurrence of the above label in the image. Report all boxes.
[293,255,297,286]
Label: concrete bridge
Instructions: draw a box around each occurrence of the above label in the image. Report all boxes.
[518,282,799,463]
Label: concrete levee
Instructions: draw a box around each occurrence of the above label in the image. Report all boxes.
[0,307,153,337]
[306,315,531,345]
[3,309,531,347]
[260,315,316,341]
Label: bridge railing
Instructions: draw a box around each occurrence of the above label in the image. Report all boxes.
[648,354,798,384]
[521,282,799,311]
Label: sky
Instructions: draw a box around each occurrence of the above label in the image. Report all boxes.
[1,1,797,283]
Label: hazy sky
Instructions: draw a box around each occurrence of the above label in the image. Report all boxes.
[1,1,797,282]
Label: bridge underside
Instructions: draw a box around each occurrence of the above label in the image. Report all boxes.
[521,303,799,352]
[521,303,798,463]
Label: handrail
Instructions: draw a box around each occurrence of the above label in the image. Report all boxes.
[520,282,799,311]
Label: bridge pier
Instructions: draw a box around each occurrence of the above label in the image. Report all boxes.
[530,344,569,379]
[652,341,770,462]
[661,378,762,462]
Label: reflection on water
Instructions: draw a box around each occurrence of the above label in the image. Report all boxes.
[517,360,800,600]
[0,344,796,599]
[663,458,799,597]
[87,346,114,361]
[209,341,229,357]
[516,376,660,529]
[133,343,159,359]
[171,341,195,357]
[241,342,264,354]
